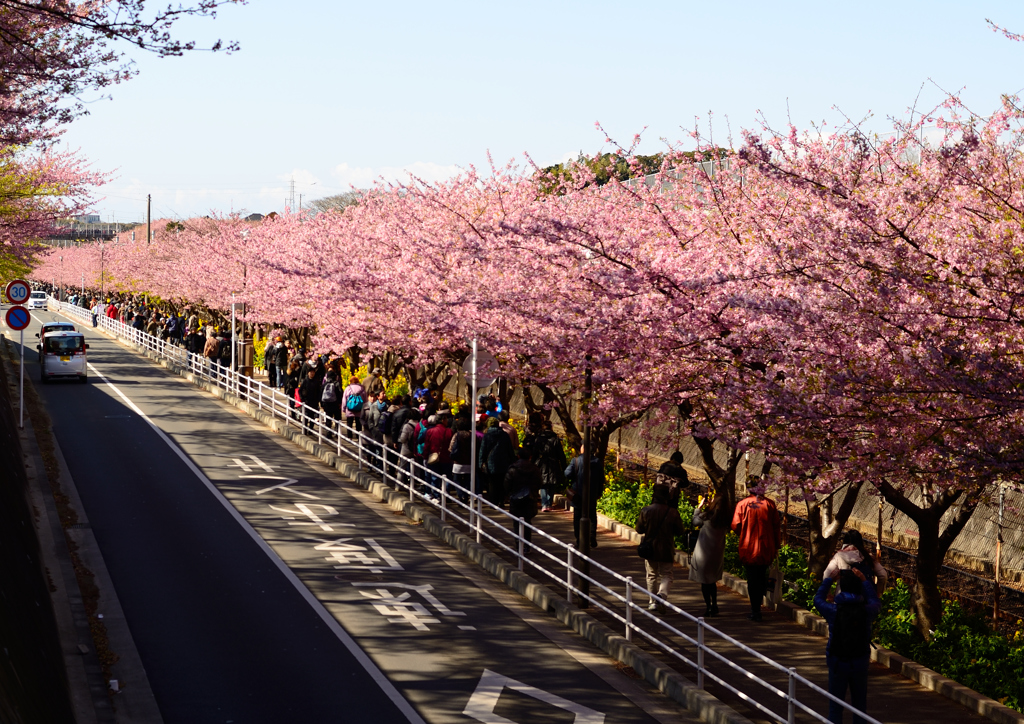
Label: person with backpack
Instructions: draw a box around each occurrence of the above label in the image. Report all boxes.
[363,390,388,468]
[340,375,366,440]
[504,448,543,544]
[479,417,515,507]
[523,414,567,512]
[814,568,881,724]
[320,370,342,439]
[824,530,888,596]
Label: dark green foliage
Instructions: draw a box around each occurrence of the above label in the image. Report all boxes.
[596,464,695,547]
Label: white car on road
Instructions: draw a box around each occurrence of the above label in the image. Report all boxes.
[27,290,48,310]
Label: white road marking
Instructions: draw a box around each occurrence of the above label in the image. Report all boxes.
[228,458,254,472]
[351,582,466,617]
[269,503,341,531]
[314,537,403,572]
[464,669,606,724]
[242,475,321,500]
[85,361,428,724]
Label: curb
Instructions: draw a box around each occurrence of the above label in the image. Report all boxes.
[596,508,1024,724]
[103,335,753,724]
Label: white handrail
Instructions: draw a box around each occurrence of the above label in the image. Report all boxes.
[52,297,883,724]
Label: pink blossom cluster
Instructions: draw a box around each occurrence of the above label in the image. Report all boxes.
[30,102,1024,504]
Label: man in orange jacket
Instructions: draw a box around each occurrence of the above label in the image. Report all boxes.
[732,476,781,621]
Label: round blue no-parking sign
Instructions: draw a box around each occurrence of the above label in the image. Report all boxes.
[5,305,30,331]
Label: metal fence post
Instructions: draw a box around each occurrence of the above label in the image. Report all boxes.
[476,497,482,544]
[567,548,575,604]
[625,577,633,642]
[358,432,363,469]
[518,518,525,571]
[697,618,705,689]
[787,667,796,724]
[408,459,414,502]
[441,481,447,523]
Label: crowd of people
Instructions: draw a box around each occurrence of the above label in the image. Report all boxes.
[49,283,883,722]
[635,470,888,723]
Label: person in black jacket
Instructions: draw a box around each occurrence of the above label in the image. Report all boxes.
[636,482,685,613]
[523,414,567,512]
[504,449,543,543]
[565,448,605,548]
[298,368,322,435]
[479,417,515,507]
[273,339,289,388]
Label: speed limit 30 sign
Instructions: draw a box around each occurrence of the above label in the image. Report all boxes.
[5,279,30,305]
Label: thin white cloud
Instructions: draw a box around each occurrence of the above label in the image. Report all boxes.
[332,161,462,188]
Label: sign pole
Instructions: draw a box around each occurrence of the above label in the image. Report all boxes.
[19,327,24,429]
[469,337,478,533]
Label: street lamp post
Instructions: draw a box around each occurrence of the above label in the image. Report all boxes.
[579,354,593,608]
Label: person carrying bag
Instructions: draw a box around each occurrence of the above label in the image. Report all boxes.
[635,481,684,613]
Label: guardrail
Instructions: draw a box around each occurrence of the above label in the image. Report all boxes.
[52,298,883,724]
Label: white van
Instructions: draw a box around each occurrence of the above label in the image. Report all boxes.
[40,331,89,383]
[27,290,48,310]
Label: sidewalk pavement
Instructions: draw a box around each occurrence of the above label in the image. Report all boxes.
[467,504,999,724]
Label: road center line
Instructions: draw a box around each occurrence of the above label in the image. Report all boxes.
[86,361,427,724]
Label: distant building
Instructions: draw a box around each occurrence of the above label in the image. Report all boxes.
[74,213,101,223]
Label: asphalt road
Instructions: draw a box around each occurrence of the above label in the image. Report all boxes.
[6,305,682,724]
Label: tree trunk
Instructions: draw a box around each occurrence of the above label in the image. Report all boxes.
[536,383,582,452]
[875,480,980,639]
[691,436,743,527]
[804,480,864,579]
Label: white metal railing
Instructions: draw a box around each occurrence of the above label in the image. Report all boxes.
[52,297,883,724]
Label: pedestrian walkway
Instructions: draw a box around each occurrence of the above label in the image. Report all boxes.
[48,298,1007,724]
[453,505,993,724]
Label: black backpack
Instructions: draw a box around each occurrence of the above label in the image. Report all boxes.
[379,409,393,437]
[831,599,869,661]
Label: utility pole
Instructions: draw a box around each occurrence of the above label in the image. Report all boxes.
[147,194,151,244]
[289,177,296,212]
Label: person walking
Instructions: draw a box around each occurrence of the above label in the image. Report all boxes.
[635,480,684,613]
[824,530,888,596]
[732,477,781,621]
[340,375,366,440]
[523,415,567,512]
[565,447,605,548]
[478,417,515,508]
[814,568,881,724]
[689,492,729,617]
[203,330,220,377]
[298,368,322,436]
[448,416,473,503]
[423,413,454,498]
[320,369,342,439]
[273,338,289,388]
[504,448,543,544]
[361,367,385,398]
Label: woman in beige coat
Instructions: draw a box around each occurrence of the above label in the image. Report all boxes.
[689,493,729,617]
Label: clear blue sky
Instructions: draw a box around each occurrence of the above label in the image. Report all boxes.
[61,0,1024,222]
